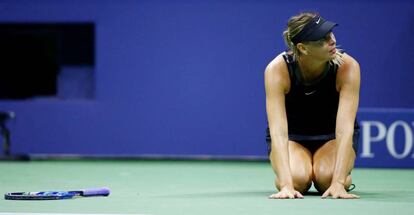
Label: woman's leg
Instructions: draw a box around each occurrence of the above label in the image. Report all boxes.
[312,139,355,193]
[271,141,313,194]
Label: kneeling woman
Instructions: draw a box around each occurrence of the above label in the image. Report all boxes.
[265,12,360,199]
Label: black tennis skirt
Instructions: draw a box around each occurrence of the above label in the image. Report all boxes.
[265,125,360,155]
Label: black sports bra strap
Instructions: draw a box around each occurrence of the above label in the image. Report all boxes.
[282,52,297,84]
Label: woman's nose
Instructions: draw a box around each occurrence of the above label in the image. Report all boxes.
[327,34,336,46]
[328,38,336,47]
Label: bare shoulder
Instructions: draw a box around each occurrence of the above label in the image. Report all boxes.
[336,53,361,90]
[338,53,360,73]
[264,52,290,92]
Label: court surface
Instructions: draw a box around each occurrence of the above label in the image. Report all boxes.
[1,160,413,215]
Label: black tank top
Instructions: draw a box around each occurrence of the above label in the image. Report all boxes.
[282,51,340,140]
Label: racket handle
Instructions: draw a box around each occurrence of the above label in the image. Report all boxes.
[81,187,110,196]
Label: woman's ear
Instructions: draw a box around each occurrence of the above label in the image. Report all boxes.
[296,43,308,55]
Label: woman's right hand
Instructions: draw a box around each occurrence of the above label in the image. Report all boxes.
[268,186,304,199]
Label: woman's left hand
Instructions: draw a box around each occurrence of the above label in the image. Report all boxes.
[321,182,360,199]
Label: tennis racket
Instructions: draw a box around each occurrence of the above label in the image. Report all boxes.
[4,187,110,200]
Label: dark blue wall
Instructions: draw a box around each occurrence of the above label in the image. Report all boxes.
[0,0,413,166]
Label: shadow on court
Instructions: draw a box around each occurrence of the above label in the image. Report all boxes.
[154,189,414,202]
[155,190,338,198]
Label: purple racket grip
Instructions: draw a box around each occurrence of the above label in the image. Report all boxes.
[81,187,110,197]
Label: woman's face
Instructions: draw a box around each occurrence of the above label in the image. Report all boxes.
[304,32,337,61]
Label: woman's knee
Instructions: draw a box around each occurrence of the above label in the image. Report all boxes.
[313,173,353,193]
[312,161,333,193]
[291,166,313,193]
[274,170,312,193]
[288,141,313,193]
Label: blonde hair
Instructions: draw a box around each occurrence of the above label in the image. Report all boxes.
[283,12,344,65]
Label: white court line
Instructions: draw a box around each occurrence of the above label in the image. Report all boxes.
[0,213,150,215]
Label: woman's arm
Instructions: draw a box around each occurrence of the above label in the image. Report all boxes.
[265,54,293,190]
[323,53,361,198]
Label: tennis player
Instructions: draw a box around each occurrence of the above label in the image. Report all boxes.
[265,12,360,199]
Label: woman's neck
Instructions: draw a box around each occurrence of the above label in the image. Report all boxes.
[297,55,328,81]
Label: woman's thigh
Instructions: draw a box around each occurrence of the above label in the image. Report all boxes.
[288,141,313,176]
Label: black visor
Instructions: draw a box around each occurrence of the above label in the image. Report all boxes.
[291,16,338,45]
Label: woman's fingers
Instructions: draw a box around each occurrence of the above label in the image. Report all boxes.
[276,193,286,199]
[321,190,330,199]
[269,193,285,199]
[341,193,360,199]
[269,190,303,199]
[322,191,360,199]
[351,194,360,199]
[268,193,278,199]
[295,191,304,198]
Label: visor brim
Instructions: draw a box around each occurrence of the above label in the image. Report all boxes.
[305,21,338,41]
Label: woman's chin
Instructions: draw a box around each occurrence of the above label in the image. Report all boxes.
[328,52,336,60]
[328,49,337,56]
